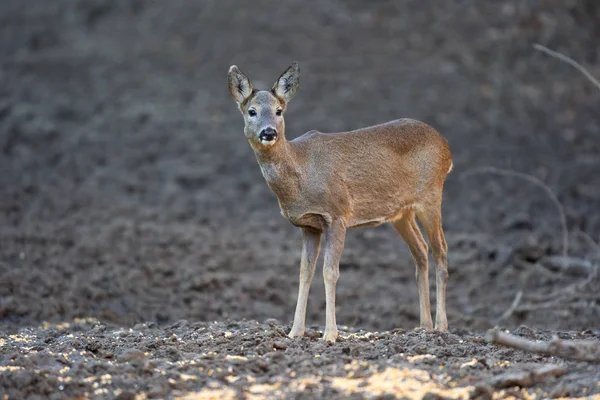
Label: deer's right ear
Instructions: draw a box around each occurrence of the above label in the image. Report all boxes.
[228,65,253,104]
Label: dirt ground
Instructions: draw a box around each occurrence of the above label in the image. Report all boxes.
[1,0,600,398]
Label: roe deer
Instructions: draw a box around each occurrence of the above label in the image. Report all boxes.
[227,62,452,342]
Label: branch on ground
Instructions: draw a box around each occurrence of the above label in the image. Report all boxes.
[491,364,568,389]
[485,328,600,362]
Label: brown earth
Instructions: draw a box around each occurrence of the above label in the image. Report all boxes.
[1,319,599,399]
[1,0,599,398]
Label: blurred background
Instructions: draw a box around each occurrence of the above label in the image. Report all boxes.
[1,0,599,333]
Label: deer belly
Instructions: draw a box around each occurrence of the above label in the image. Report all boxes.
[348,205,413,228]
[348,217,388,228]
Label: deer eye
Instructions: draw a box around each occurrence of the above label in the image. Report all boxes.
[275,109,282,116]
[248,109,257,117]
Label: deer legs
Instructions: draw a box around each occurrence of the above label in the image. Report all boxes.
[288,220,346,342]
[288,210,447,343]
[393,206,448,331]
[288,228,321,338]
[392,213,434,329]
[417,205,449,330]
[322,219,346,342]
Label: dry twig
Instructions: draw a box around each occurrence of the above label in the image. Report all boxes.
[533,43,600,91]
[496,291,523,325]
[486,328,600,362]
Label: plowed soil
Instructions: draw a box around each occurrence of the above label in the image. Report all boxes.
[1,0,599,399]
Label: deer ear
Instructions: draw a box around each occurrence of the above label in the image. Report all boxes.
[228,65,253,104]
[272,62,299,103]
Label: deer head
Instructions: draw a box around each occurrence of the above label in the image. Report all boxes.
[228,63,300,150]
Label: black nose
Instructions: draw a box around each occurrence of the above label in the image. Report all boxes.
[259,127,278,141]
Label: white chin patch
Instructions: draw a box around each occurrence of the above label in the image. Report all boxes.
[260,138,277,146]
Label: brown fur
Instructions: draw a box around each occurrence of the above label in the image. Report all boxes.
[228,63,452,342]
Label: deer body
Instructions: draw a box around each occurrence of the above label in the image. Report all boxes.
[258,120,451,232]
[228,63,452,342]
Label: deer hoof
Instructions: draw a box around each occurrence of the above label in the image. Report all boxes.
[435,322,448,331]
[288,328,304,338]
[322,329,338,343]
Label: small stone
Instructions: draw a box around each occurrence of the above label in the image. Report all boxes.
[117,349,146,363]
[272,341,287,350]
[469,384,493,400]
[114,391,136,400]
[85,340,101,353]
[251,359,269,373]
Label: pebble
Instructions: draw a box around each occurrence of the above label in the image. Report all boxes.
[117,349,147,363]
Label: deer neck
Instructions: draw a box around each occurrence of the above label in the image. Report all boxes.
[253,138,300,204]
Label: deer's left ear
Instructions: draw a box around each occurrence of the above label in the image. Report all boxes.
[272,62,300,103]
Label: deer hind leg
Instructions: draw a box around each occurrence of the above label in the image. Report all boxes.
[288,228,321,338]
[417,203,449,330]
[392,212,433,329]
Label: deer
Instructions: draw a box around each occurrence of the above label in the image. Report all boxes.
[227,62,452,343]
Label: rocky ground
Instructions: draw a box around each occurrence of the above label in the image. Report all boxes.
[1,0,599,398]
[1,319,600,399]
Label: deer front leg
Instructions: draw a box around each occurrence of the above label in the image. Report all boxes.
[322,219,346,343]
[288,228,321,338]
